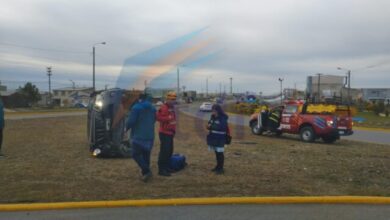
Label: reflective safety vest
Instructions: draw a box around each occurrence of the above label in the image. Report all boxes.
[269,111,281,123]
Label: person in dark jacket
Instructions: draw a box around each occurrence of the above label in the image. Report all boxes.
[126,93,156,182]
[207,104,229,174]
[156,92,177,177]
[0,99,4,157]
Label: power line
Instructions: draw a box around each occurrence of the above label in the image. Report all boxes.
[0,42,89,54]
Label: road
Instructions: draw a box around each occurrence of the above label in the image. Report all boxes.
[1,204,389,220]
[178,104,390,145]
[4,111,87,120]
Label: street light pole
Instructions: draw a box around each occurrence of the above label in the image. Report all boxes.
[206,76,212,98]
[337,67,351,105]
[177,67,180,99]
[278,78,284,104]
[92,42,106,91]
[230,77,233,96]
[317,73,322,103]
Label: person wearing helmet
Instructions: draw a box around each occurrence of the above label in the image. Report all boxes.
[156,91,177,176]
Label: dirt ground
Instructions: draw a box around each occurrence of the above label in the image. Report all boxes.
[0,113,389,203]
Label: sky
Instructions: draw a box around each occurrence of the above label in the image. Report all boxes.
[1,0,390,95]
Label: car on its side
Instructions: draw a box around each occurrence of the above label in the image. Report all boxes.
[199,102,213,112]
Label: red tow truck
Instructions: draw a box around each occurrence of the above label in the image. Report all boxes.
[249,101,354,143]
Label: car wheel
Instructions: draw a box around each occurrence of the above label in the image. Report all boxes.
[300,126,315,142]
[250,120,262,135]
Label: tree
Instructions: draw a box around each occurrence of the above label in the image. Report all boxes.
[373,101,385,116]
[18,82,41,107]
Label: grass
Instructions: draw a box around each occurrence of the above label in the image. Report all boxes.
[354,112,390,129]
[0,113,389,204]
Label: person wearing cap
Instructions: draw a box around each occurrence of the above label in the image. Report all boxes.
[126,93,156,182]
[156,91,177,176]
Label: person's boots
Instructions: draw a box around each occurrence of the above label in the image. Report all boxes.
[158,169,171,177]
[211,152,219,172]
[215,152,224,175]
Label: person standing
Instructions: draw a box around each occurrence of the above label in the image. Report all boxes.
[126,93,156,182]
[0,99,4,157]
[207,104,229,174]
[156,92,177,177]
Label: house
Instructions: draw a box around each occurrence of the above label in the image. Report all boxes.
[37,92,50,106]
[52,87,94,107]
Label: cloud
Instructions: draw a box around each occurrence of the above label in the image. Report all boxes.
[1,0,390,93]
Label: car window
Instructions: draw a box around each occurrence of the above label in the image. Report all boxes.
[284,105,298,114]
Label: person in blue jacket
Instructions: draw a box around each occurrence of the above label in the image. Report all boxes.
[126,93,156,182]
[0,99,4,157]
[207,104,229,174]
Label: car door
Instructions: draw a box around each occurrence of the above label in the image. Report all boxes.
[281,105,299,132]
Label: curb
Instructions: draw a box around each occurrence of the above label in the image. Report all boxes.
[1,197,390,212]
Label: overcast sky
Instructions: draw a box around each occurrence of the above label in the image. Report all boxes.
[1,0,390,94]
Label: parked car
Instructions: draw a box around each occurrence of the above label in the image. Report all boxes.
[199,102,213,112]
[74,103,87,108]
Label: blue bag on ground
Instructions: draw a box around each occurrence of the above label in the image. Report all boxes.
[169,154,187,172]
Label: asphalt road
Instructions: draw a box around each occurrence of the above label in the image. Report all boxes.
[178,104,390,145]
[1,204,389,220]
[4,111,87,120]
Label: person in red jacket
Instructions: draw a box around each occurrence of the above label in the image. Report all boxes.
[156,92,177,176]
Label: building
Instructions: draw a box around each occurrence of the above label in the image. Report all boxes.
[52,87,94,107]
[306,74,346,103]
[362,88,390,103]
[145,87,176,100]
[37,92,50,106]
[283,88,305,100]
[0,81,6,92]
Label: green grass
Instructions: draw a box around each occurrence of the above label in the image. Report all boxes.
[355,112,390,129]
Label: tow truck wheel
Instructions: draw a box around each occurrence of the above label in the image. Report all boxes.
[250,121,262,135]
[300,126,315,142]
[322,136,337,144]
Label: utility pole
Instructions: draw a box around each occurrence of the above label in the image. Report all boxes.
[93,46,96,91]
[230,77,233,95]
[206,76,212,98]
[278,78,284,104]
[347,70,351,105]
[177,67,180,99]
[317,73,322,103]
[219,82,222,97]
[47,67,52,106]
[92,42,106,92]
[206,77,208,98]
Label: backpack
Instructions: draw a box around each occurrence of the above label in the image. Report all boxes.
[169,154,187,172]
